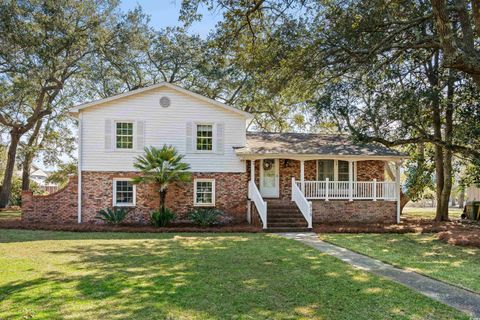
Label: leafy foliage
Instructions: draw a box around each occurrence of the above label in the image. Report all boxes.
[45,162,78,188]
[96,207,129,225]
[133,145,191,210]
[188,208,224,226]
[150,208,176,227]
[9,176,45,207]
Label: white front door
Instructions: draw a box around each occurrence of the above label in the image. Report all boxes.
[260,159,279,198]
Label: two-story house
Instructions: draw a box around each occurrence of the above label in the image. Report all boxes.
[22,82,406,230]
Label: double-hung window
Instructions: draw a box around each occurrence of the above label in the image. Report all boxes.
[317,160,353,181]
[317,160,335,181]
[337,160,350,181]
[194,179,215,206]
[196,124,213,151]
[113,179,136,206]
[116,122,134,149]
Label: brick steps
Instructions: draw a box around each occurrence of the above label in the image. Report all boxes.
[265,200,308,231]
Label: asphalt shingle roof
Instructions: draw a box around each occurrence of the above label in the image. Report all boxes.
[235,132,406,157]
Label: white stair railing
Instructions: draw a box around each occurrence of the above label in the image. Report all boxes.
[248,180,267,229]
[291,178,313,229]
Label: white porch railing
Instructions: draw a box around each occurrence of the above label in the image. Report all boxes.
[248,180,267,229]
[292,178,313,228]
[298,179,396,201]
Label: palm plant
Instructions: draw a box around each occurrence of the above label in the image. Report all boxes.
[132,145,191,211]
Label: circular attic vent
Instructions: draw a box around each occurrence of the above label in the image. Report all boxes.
[159,96,171,108]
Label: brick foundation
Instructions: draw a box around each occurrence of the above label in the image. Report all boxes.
[312,200,397,224]
[22,176,78,224]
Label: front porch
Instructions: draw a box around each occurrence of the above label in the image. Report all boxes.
[245,157,402,230]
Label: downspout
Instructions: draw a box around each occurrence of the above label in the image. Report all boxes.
[77,112,83,224]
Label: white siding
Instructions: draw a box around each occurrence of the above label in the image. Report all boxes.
[81,87,247,172]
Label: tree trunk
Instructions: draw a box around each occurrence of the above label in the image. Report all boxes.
[159,189,167,211]
[458,187,465,208]
[437,72,455,221]
[0,131,21,208]
[400,192,410,211]
[21,119,43,191]
[21,155,33,191]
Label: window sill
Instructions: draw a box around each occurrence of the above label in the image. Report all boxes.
[194,203,215,207]
[114,204,136,207]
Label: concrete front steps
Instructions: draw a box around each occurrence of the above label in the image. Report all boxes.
[265,200,311,232]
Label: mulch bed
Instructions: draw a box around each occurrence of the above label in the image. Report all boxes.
[0,219,262,233]
[2,216,479,247]
[438,230,480,247]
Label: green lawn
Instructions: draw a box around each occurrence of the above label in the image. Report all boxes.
[0,230,467,319]
[321,233,480,293]
[0,210,21,220]
[402,207,463,219]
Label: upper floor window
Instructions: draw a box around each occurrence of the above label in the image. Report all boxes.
[196,124,213,151]
[116,122,133,149]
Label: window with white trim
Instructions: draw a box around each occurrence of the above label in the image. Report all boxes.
[317,160,355,181]
[194,179,215,206]
[196,124,213,151]
[317,160,334,181]
[113,179,136,206]
[337,160,350,181]
[115,122,134,149]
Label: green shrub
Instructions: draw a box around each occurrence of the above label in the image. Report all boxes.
[188,208,224,226]
[150,208,176,227]
[96,207,129,225]
[9,177,45,206]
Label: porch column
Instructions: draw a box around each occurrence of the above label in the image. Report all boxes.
[395,161,401,224]
[300,160,305,193]
[348,160,353,201]
[250,160,255,182]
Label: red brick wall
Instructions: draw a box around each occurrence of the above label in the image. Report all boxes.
[357,160,385,181]
[248,159,316,200]
[22,176,78,224]
[312,200,396,224]
[81,171,248,224]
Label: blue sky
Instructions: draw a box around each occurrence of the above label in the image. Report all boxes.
[119,0,222,37]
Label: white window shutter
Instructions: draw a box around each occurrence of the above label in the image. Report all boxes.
[105,119,113,151]
[186,122,193,153]
[216,123,225,154]
[136,120,145,151]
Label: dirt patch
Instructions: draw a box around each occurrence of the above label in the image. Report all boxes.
[0,219,262,233]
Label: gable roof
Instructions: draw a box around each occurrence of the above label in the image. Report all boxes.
[69,82,253,118]
[235,132,407,159]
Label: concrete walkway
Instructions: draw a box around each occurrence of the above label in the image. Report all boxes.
[278,232,480,318]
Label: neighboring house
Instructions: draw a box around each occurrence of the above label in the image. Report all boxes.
[22,82,407,230]
[16,165,58,193]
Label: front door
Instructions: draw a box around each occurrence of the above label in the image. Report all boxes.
[260,159,279,198]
